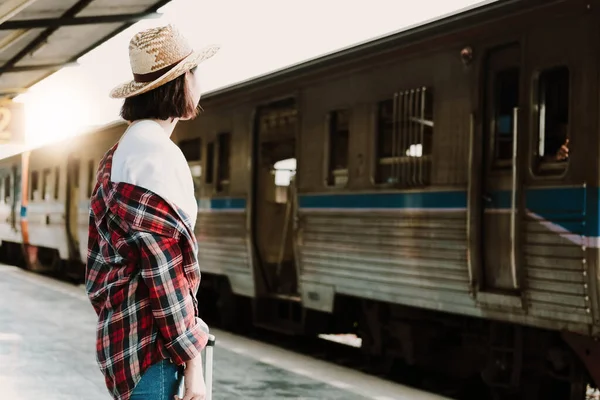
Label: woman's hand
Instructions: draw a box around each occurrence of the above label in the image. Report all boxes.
[175,355,206,400]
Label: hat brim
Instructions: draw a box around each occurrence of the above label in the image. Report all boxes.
[109,44,219,99]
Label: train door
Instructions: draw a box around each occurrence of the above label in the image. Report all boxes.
[251,98,298,297]
[65,155,81,261]
[480,43,524,294]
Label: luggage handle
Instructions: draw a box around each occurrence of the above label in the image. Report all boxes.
[205,334,215,400]
[177,334,216,400]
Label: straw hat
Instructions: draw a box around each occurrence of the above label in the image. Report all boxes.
[110,24,219,99]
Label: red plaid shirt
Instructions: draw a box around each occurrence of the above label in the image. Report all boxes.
[85,144,209,400]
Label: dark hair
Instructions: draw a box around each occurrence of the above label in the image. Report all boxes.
[120,72,198,122]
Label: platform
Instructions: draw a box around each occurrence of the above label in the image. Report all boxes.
[0,264,448,400]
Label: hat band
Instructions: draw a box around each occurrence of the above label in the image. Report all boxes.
[132,52,192,83]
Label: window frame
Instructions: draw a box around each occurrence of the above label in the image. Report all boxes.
[529,64,572,179]
[481,43,521,173]
[371,86,434,188]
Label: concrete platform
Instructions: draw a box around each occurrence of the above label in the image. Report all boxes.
[0,265,448,400]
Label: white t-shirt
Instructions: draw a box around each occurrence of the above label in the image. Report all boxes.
[111,120,198,228]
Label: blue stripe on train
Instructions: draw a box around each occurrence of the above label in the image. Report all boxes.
[198,188,586,212]
[527,186,591,236]
[197,187,600,236]
[489,186,590,235]
[298,190,467,210]
[484,187,587,213]
[198,197,246,210]
[297,187,597,237]
[297,187,586,211]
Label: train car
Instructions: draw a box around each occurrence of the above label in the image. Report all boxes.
[2,0,600,397]
[175,0,600,397]
[0,122,126,278]
[62,122,126,278]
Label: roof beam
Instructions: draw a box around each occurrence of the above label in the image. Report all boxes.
[0,0,174,99]
[0,62,78,73]
[0,12,161,30]
[0,0,39,25]
[0,0,95,73]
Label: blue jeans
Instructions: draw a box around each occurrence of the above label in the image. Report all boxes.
[130,359,183,400]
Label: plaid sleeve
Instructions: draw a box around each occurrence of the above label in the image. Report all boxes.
[136,232,209,365]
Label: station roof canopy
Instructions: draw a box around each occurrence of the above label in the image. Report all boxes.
[0,0,171,98]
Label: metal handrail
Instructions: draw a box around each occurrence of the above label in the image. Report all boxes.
[510,107,519,289]
[391,92,399,182]
[466,113,476,290]
[205,334,215,400]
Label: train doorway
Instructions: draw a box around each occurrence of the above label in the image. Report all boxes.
[251,98,298,298]
[480,43,524,293]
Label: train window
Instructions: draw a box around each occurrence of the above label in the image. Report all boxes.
[87,159,95,197]
[205,141,215,184]
[326,109,350,187]
[375,88,433,186]
[54,166,59,200]
[492,68,519,164]
[41,168,51,200]
[4,175,10,202]
[30,171,39,201]
[216,132,231,193]
[179,138,202,162]
[533,66,570,174]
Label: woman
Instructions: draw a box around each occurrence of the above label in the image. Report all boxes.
[85,24,219,400]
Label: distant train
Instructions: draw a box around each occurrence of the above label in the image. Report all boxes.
[2,0,600,398]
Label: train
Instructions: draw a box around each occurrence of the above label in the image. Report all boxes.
[1,0,599,398]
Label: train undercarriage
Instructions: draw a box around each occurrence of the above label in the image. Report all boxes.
[347,297,591,400]
[198,273,594,400]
